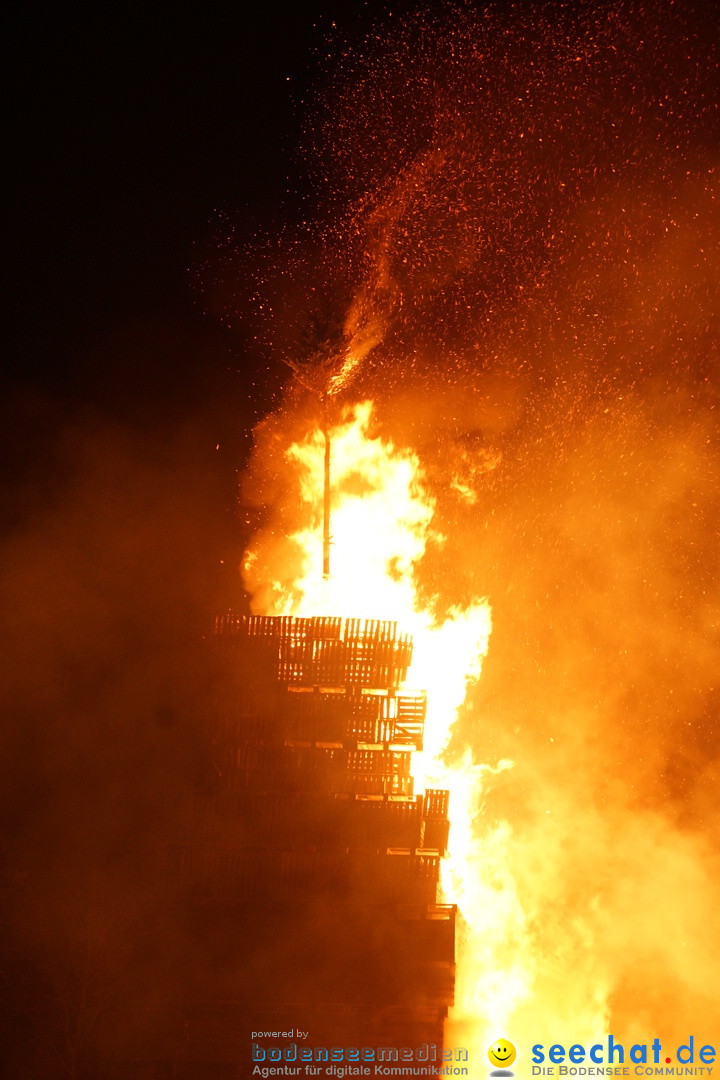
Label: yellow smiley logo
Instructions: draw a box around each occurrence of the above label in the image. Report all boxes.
[488,1040,516,1069]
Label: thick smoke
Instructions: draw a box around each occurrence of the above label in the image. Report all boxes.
[0,399,247,1076]
[234,0,720,1042]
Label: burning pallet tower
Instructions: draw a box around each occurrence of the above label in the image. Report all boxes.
[161,613,455,1074]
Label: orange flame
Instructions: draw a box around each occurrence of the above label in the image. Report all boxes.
[242,400,547,1055]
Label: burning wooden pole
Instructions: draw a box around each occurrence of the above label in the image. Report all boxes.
[281,358,335,582]
[322,393,331,580]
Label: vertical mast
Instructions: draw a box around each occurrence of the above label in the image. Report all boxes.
[322,393,331,580]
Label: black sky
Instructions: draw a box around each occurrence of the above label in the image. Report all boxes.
[7,2,325,412]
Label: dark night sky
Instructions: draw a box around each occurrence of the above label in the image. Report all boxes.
[5,1,389,597]
[6,2,338,414]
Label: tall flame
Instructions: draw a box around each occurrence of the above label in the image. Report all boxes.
[243,400,491,783]
[243,399,547,1058]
